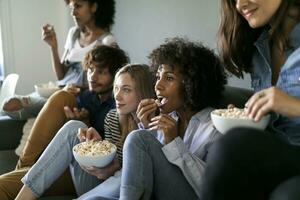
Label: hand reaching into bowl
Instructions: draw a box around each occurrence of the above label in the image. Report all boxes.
[77,127,102,142]
[245,87,300,121]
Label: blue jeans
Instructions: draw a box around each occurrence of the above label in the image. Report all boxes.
[22,120,120,200]
[120,130,198,200]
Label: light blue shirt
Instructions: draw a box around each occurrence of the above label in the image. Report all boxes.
[251,22,300,145]
[160,107,221,199]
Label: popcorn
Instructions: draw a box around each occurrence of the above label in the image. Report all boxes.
[46,25,53,31]
[73,140,116,156]
[213,107,249,119]
[155,97,168,107]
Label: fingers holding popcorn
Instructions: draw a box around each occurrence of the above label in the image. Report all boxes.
[77,127,102,142]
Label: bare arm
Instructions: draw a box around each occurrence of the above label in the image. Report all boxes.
[42,24,67,80]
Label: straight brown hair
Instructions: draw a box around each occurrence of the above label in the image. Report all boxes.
[218,0,300,78]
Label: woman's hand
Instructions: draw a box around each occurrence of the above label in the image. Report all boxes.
[148,114,178,144]
[42,24,57,49]
[245,86,300,121]
[63,84,81,96]
[77,127,102,142]
[136,99,158,128]
[80,157,120,180]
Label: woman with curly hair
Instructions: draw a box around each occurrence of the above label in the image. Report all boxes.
[119,37,227,200]
[3,0,117,120]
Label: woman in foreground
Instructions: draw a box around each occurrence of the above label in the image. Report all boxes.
[200,0,300,199]
[119,37,227,200]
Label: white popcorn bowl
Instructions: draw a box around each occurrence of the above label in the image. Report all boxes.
[72,142,117,168]
[34,83,60,98]
[211,110,270,134]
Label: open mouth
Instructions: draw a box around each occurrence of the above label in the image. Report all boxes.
[155,97,168,107]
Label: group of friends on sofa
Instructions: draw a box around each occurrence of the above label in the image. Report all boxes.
[0,0,300,199]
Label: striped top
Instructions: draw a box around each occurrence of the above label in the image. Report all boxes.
[104,109,123,164]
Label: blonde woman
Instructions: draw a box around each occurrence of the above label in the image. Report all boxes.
[15,64,155,200]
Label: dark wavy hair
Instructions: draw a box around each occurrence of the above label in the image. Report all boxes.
[64,0,116,30]
[219,0,300,78]
[83,45,129,77]
[149,37,227,111]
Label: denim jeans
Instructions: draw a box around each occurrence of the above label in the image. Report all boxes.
[120,130,198,200]
[22,120,120,200]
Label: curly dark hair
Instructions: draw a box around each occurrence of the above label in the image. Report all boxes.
[149,37,227,111]
[64,0,115,30]
[83,45,129,77]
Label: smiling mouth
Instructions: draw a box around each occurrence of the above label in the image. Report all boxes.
[242,8,256,18]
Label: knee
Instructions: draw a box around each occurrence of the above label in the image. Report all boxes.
[207,128,264,162]
[46,90,76,108]
[124,130,145,146]
[124,130,154,150]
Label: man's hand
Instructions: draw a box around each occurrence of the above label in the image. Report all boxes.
[64,106,89,122]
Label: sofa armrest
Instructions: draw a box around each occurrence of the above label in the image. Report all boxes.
[0,116,26,150]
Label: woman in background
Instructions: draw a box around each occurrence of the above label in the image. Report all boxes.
[3,0,117,120]
[200,0,300,199]
[15,64,155,200]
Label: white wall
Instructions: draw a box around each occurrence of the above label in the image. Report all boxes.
[1,0,251,94]
[0,0,70,94]
[112,0,251,89]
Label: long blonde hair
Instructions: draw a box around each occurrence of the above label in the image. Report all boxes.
[114,64,155,143]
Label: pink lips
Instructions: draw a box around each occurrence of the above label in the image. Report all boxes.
[242,8,256,19]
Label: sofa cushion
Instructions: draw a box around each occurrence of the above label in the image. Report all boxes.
[219,86,254,108]
[0,150,18,175]
[0,115,26,150]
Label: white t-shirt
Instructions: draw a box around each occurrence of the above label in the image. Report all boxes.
[58,26,117,86]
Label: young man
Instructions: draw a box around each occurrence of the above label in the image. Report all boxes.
[0,45,129,200]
